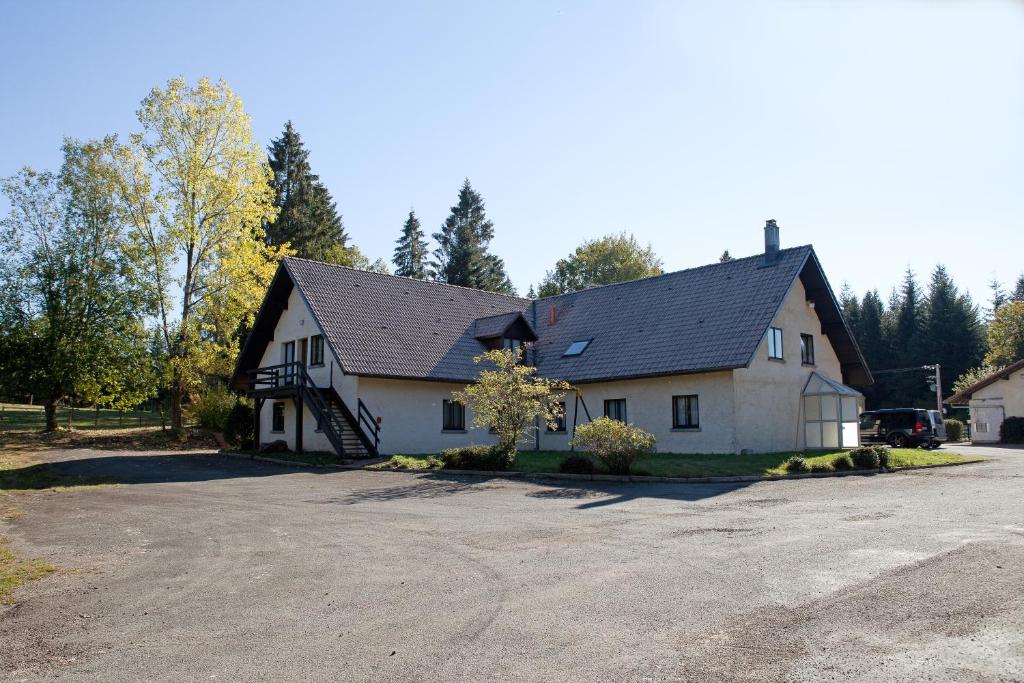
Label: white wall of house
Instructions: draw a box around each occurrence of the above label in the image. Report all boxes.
[538,371,738,453]
[257,287,356,453]
[733,276,846,453]
[967,367,1024,443]
[358,377,498,454]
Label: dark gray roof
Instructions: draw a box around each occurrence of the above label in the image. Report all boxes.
[284,258,529,382]
[533,246,814,382]
[474,311,532,340]
[237,246,871,386]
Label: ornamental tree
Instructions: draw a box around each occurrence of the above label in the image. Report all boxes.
[453,347,571,458]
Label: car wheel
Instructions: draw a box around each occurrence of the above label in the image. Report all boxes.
[888,433,908,448]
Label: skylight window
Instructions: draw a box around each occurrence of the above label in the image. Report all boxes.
[563,339,591,357]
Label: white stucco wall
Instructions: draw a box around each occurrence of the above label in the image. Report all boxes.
[256,287,358,453]
[968,366,1024,442]
[357,377,498,455]
[538,372,738,453]
[733,276,846,453]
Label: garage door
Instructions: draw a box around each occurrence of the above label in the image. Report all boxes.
[972,405,1005,443]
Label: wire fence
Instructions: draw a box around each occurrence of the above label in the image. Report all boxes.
[0,402,165,430]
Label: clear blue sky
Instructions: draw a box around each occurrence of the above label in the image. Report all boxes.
[2,0,1022,304]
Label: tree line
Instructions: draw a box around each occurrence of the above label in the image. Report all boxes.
[840,268,1024,409]
[3,76,1023,433]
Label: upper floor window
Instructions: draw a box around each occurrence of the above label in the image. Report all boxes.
[767,327,784,360]
[310,334,325,366]
[672,395,699,429]
[604,398,627,422]
[800,334,815,365]
[563,339,591,357]
[442,399,465,431]
[503,338,523,356]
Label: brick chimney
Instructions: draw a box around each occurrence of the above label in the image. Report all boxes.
[763,219,780,265]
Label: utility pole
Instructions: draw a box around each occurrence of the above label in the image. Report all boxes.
[923,364,943,414]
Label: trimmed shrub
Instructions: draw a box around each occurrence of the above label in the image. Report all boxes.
[943,418,964,443]
[571,416,656,475]
[832,454,855,471]
[222,401,255,449]
[809,461,835,474]
[189,385,236,430]
[440,444,513,471]
[558,455,596,475]
[783,456,810,474]
[1000,416,1024,444]
[849,445,888,469]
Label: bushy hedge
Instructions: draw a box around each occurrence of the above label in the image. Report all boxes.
[783,456,810,473]
[849,445,890,470]
[223,401,255,449]
[1000,416,1024,444]
[559,455,596,475]
[809,461,834,473]
[832,454,855,471]
[571,416,656,475]
[440,444,513,471]
[189,385,236,430]
[943,418,964,443]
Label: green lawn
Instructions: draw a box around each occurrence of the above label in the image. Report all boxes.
[368,448,977,478]
[0,402,162,430]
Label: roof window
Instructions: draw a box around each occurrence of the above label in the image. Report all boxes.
[563,339,591,357]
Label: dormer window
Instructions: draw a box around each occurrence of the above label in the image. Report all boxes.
[563,339,591,357]
[503,338,523,354]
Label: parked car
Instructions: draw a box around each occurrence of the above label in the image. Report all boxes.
[859,408,946,449]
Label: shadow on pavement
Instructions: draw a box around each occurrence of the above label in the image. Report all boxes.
[318,471,752,508]
[0,453,330,490]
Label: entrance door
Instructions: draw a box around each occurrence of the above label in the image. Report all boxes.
[972,405,1004,443]
[282,341,295,385]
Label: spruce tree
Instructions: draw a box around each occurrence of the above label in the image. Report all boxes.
[839,284,862,342]
[432,179,514,294]
[921,265,984,399]
[392,210,429,279]
[988,277,1007,317]
[719,250,733,263]
[266,121,349,262]
[1012,274,1024,302]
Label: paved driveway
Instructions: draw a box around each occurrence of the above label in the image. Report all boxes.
[2,445,1022,681]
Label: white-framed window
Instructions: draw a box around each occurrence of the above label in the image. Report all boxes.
[767,327,784,360]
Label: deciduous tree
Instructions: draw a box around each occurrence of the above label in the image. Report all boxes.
[538,232,662,297]
[985,300,1024,367]
[113,77,285,433]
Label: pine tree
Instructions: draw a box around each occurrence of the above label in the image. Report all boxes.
[266,121,349,262]
[392,210,429,278]
[839,283,861,341]
[719,250,733,262]
[921,265,984,399]
[527,284,537,299]
[432,179,514,294]
[988,277,1007,317]
[1012,274,1024,302]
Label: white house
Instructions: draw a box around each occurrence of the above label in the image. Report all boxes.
[231,221,871,457]
[946,358,1024,443]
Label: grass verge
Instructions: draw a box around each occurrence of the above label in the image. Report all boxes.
[0,539,57,604]
[368,448,978,478]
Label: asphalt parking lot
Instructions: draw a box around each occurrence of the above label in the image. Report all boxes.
[2,444,1022,681]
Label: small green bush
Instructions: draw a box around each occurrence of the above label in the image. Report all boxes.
[943,418,964,443]
[809,461,835,473]
[440,444,513,471]
[849,445,888,469]
[783,456,810,473]
[222,401,255,449]
[572,416,656,475]
[189,385,236,430]
[558,455,596,475]
[1000,416,1024,444]
[832,454,855,471]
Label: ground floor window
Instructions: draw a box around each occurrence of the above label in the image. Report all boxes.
[442,399,465,431]
[604,398,627,422]
[271,402,285,432]
[548,402,566,432]
[672,394,699,429]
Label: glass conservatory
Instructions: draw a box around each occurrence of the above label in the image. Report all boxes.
[802,372,864,449]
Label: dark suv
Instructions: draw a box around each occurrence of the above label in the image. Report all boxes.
[859,409,946,449]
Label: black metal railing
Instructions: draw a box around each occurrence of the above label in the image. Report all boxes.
[358,398,380,451]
